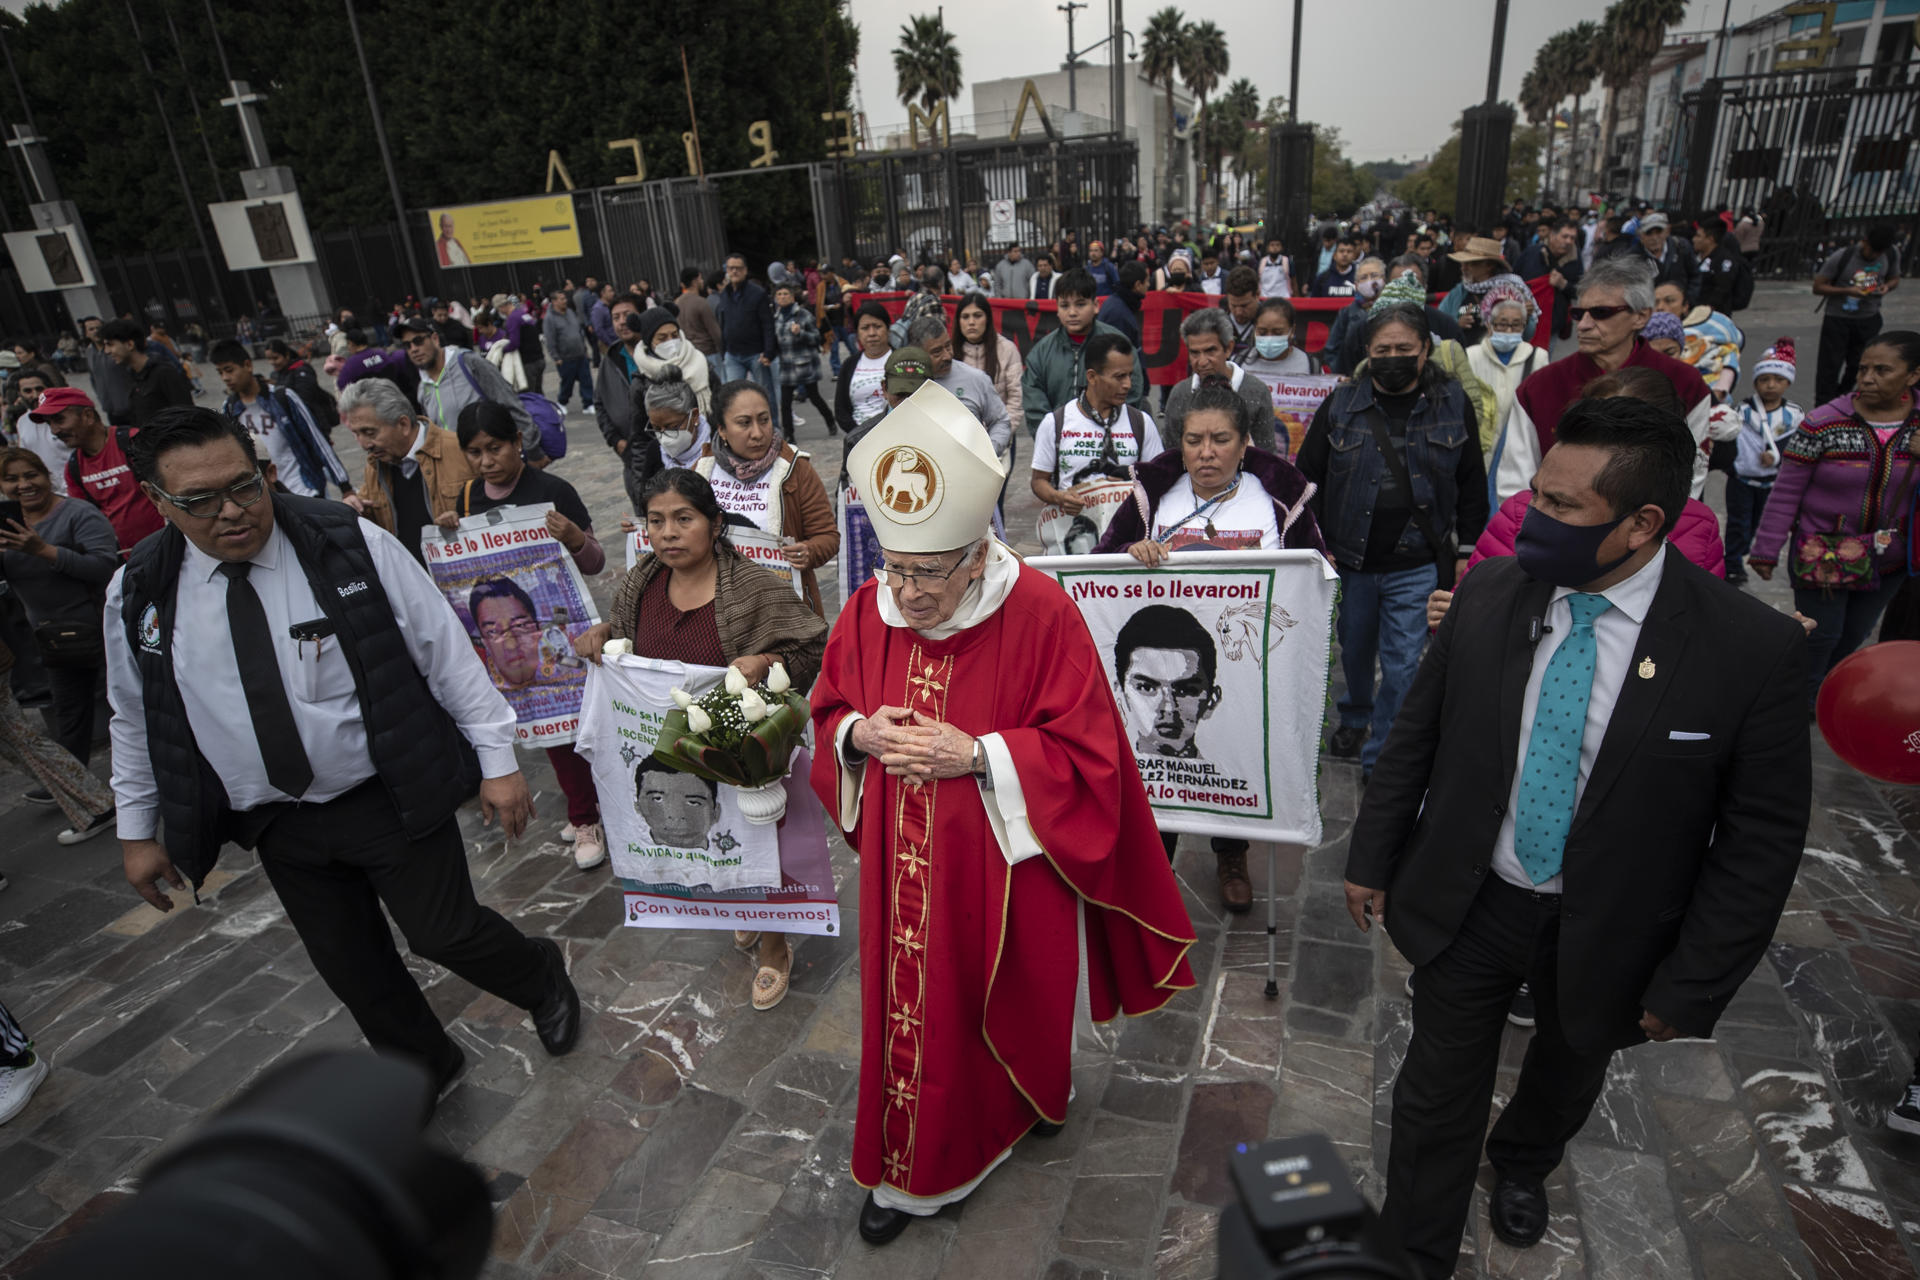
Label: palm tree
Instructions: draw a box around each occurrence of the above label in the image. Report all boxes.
[1552,23,1601,200]
[1520,66,1554,202]
[892,12,962,121]
[1178,19,1229,219]
[1141,7,1188,219]
[1595,0,1687,196]
[1213,77,1261,216]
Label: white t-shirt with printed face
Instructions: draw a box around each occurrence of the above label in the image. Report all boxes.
[1151,472,1280,552]
[236,395,318,496]
[1032,401,1165,486]
[849,354,889,426]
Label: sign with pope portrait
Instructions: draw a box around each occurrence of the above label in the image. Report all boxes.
[1028,550,1338,846]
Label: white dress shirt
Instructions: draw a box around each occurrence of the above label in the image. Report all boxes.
[1490,549,1666,894]
[107,518,519,840]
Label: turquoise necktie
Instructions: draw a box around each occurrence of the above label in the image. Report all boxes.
[1513,593,1612,885]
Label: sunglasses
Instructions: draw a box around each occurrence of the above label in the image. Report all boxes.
[1568,305,1632,322]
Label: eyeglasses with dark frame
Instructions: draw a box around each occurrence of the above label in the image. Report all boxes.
[147,469,268,519]
[1568,304,1632,322]
[873,551,973,591]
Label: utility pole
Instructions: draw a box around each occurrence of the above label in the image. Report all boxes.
[1110,0,1125,140]
[1288,0,1303,123]
[343,0,422,301]
[1455,0,1515,233]
[1059,1,1087,111]
[1713,0,1734,78]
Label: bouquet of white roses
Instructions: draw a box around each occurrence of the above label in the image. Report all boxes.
[640,657,810,795]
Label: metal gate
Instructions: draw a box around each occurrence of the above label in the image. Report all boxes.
[1676,62,1920,277]
[830,136,1139,269]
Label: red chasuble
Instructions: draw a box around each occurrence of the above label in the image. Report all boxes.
[810,564,1197,1203]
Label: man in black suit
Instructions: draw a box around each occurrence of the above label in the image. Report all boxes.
[1343,397,1811,1280]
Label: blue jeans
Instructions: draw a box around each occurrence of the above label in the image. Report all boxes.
[1723,476,1771,579]
[1336,562,1439,770]
[555,356,594,409]
[1794,572,1905,706]
[722,352,775,399]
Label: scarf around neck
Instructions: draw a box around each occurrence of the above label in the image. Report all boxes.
[713,433,781,484]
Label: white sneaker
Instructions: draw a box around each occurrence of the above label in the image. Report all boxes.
[573,824,606,870]
[57,807,116,846]
[584,405,597,416]
[559,823,579,843]
[0,1052,49,1125]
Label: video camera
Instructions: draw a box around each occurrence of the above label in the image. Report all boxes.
[1218,1134,1417,1280]
[26,1051,491,1280]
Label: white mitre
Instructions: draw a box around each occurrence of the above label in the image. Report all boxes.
[847,380,1006,554]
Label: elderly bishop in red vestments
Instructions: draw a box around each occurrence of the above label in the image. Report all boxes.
[811,382,1197,1245]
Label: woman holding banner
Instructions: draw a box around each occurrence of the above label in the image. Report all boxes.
[449,401,610,871]
[691,381,840,616]
[576,469,828,1010]
[1093,382,1329,910]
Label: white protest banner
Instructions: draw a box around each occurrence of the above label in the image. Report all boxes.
[1035,477,1135,556]
[1261,373,1340,460]
[575,657,841,937]
[622,522,805,598]
[1026,550,1337,845]
[421,503,599,748]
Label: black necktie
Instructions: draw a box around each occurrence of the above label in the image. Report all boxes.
[217,561,315,799]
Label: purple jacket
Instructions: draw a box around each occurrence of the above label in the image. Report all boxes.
[1094,446,1328,556]
[1750,392,1920,586]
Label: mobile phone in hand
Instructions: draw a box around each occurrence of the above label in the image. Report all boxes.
[0,499,23,529]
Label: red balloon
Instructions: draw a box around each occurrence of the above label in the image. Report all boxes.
[1816,641,1920,784]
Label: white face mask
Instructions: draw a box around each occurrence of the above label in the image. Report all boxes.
[653,338,683,360]
[656,428,694,455]
[1356,277,1385,301]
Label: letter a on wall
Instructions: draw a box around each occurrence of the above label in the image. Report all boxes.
[1009,80,1051,140]
[546,149,575,193]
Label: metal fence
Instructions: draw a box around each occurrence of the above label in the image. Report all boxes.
[1674,62,1920,277]
[828,136,1139,269]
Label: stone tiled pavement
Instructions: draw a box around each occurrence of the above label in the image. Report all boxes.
[3,295,1920,1278]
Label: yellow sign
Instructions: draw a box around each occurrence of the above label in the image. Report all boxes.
[426,195,582,268]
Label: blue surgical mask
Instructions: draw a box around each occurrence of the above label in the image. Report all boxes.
[1254,335,1290,359]
[1489,331,1523,354]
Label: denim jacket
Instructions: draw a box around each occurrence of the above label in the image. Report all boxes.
[1317,376,1473,571]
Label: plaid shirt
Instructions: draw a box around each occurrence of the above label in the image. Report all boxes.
[773,303,822,387]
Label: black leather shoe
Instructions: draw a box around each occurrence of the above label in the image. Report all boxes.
[858,1191,912,1245]
[530,937,581,1056]
[1032,1119,1066,1138]
[1489,1174,1550,1247]
[1328,726,1366,759]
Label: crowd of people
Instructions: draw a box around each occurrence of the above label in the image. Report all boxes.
[0,205,1912,1279]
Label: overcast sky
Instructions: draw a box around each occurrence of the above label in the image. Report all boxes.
[848,0,1754,163]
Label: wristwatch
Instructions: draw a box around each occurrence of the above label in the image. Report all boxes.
[971,737,994,790]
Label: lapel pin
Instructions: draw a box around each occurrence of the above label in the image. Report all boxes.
[1638,657,1656,680]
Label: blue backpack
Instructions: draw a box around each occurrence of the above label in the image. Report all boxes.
[455,351,568,460]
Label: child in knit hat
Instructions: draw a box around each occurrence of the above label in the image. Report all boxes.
[1726,337,1804,585]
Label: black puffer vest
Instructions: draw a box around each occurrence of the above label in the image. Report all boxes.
[119,494,481,886]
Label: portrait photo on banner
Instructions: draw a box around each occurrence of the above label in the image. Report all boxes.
[1030,550,1337,846]
[575,657,840,937]
[421,503,600,746]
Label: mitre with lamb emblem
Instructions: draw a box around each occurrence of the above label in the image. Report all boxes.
[848,381,1006,554]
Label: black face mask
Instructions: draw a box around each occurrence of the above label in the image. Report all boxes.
[1371,355,1421,393]
[1168,274,1190,289]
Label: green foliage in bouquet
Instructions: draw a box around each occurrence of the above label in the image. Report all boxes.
[650,676,811,788]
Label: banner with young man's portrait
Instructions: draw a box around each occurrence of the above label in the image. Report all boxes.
[420,503,600,747]
[1028,550,1338,846]
[574,656,841,938]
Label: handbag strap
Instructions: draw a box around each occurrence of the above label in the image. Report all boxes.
[1363,403,1450,558]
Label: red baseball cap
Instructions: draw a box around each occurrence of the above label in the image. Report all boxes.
[27,387,95,422]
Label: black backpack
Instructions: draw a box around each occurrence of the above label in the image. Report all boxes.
[1726,253,1755,312]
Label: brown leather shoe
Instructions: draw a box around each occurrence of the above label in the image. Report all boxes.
[1216,848,1253,914]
